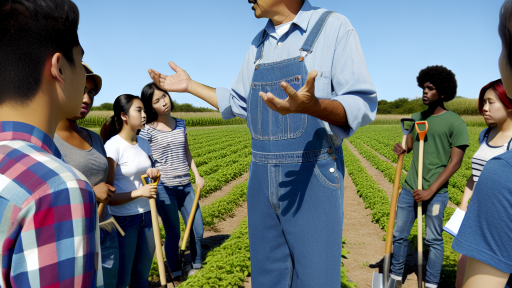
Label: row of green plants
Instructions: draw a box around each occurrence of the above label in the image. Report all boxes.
[343,143,458,287]
[77,115,245,127]
[350,125,485,206]
[178,218,251,288]
[149,181,250,281]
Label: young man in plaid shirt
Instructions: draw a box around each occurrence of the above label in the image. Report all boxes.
[0,0,103,287]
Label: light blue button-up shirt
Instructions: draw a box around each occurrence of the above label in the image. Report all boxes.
[216,1,377,139]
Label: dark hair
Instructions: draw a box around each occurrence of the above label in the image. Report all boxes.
[416,65,457,102]
[140,82,174,124]
[0,0,80,106]
[500,0,512,69]
[101,94,140,143]
[478,79,512,114]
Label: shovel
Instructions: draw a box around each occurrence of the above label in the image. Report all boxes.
[180,185,202,277]
[372,118,415,288]
[141,174,169,288]
[414,121,428,288]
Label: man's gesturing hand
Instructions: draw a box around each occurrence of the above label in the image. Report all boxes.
[259,70,320,115]
[148,61,191,93]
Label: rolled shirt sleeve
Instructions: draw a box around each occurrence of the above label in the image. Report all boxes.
[217,47,255,120]
[330,29,377,139]
[216,7,377,138]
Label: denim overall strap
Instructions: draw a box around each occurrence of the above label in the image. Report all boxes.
[254,30,268,66]
[300,11,335,54]
[248,9,340,161]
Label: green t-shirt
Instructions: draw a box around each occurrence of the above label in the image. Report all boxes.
[403,110,470,194]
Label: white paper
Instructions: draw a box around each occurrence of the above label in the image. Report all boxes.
[443,208,466,237]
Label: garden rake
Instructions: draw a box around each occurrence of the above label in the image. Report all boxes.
[372,118,415,288]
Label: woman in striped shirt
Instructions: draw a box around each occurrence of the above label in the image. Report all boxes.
[139,82,205,279]
[455,79,512,288]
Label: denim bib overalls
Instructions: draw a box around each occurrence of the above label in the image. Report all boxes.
[246,11,345,287]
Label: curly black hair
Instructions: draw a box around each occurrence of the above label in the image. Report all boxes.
[416,65,457,102]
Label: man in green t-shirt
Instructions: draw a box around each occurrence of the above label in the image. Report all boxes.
[389,66,469,288]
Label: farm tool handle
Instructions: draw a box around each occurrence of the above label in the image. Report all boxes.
[382,118,415,287]
[141,174,167,288]
[415,121,428,288]
[181,185,202,252]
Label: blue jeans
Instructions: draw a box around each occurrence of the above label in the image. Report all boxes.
[391,187,449,285]
[100,225,119,288]
[114,211,155,288]
[247,156,344,287]
[157,183,204,272]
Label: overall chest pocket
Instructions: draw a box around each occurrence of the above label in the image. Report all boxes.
[248,75,307,140]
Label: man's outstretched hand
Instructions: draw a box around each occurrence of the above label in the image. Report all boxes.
[148,61,191,93]
[259,70,320,115]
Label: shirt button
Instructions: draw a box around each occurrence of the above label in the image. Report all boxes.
[330,168,335,173]
[278,42,282,46]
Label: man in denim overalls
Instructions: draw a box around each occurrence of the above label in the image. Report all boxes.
[149,0,377,286]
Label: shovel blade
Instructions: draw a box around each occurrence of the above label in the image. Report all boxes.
[386,277,402,288]
[372,272,384,288]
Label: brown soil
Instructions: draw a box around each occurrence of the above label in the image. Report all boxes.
[199,173,249,207]
[346,141,394,199]
[343,172,418,288]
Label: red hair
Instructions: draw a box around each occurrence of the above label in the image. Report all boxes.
[478,79,512,114]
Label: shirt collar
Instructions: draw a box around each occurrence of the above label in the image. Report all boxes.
[0,121,62,159]
[263,0,315,37]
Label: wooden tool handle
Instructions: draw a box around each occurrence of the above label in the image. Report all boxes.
[141,174,166,286]
[417,139,424,288]
[384,136,407,254]
[98,203,105,220]
[181,186,202,251]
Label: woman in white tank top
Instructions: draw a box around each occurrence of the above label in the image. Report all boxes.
[456,79,512,288]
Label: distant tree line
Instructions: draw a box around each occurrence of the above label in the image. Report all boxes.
[377,96,480,115]
[91,101,216,112]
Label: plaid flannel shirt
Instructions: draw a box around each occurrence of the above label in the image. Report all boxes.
[0,121,103,288]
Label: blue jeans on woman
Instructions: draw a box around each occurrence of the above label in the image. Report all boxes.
[100,226,119,288]
[391,187,449,286]
[157,183,204,274]
[114,211,155,288]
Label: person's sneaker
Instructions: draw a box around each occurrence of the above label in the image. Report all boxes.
[187,268,199,277]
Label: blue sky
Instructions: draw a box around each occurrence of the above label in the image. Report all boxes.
[75,0,505,109]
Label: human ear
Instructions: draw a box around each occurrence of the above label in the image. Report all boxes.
[50,53,65,85]
[121,112,128,121]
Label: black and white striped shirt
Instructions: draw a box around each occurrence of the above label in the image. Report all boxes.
[139,119,190,187]
[472,128,511,182]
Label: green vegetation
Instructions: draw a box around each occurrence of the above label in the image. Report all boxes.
[346,125,486,287]
[91,101,215,112]
[377,97,479,116]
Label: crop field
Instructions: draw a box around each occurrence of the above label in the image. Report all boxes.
[345,125,483,287]
[85,115,485,287]
[78,111,245,128]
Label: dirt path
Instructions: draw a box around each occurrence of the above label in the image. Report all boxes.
[343,172,418,288]
[346,141,394,199]
[199,173,249,207]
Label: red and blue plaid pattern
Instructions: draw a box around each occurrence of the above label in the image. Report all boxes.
[0,121,103,288]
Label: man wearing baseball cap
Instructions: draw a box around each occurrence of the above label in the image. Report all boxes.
[55,62,119,288]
